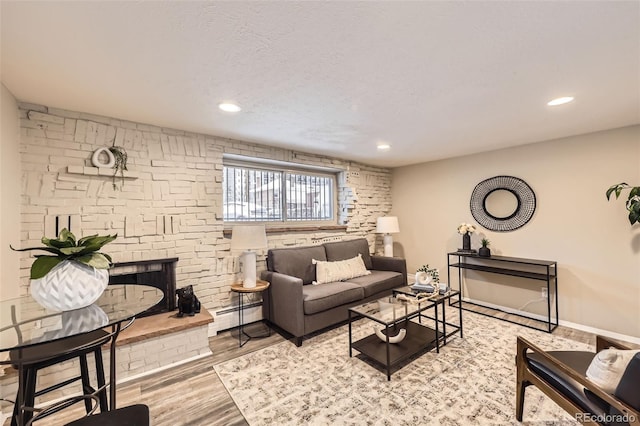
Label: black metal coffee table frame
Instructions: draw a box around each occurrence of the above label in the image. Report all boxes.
[348,288,462,381]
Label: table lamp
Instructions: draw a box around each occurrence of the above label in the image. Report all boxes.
[376,216,399,257]
[230,224,267,288]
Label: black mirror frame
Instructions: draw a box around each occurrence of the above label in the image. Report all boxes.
[470,176,536,232]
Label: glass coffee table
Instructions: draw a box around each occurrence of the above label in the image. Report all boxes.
[393,285,463,347]
[348,287,462,381]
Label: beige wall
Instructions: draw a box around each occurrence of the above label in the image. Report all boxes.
[392,126,640,338]
[0,84,21,301]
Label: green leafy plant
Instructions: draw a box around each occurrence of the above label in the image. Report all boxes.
[10,229,117,279]
[606,183,640,225]
[481,238,491,248]
[109,145,128,190]
[417,264,439,283]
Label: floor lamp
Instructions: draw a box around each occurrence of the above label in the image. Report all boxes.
[230,224,267,288]
[376,216,399,257]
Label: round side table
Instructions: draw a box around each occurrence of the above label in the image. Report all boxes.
[230,280,271,348]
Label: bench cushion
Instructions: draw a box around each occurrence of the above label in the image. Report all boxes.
[528,351,609,417]
[302,282,364,315]
[614,352,640,411]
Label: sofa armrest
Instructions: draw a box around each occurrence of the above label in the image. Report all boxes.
[371,255,407,285]
[260,271,305,338]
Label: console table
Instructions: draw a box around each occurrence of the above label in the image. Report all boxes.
[447,252,558,333]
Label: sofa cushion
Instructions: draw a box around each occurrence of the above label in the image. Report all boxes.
[324,238,373,270]
[302,282,364,315]
[313,254,371,285]
[267,245,327,285]
[346,270,404,298]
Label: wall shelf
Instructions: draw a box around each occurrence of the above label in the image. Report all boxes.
[66,165,139,180]
[447,252,558,333]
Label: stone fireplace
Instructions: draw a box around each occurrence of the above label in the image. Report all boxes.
[108,257,178,317]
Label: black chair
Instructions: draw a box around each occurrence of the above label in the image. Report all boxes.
[11,329,111,426]
[64,404,150,426]
[516,335,640,425]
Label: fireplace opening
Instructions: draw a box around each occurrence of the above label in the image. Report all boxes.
[108,257,178,317]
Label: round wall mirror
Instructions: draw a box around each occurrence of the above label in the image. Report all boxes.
[470,176,536,232]
[483,189,520,219]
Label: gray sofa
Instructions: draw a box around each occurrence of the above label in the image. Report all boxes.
[261,238,407,346]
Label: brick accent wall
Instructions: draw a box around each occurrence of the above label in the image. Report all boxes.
[16,103,393,314]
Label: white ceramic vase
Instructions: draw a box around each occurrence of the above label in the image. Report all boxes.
[414,271,432,285]
[30,260,109,311]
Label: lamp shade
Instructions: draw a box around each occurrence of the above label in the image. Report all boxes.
[230,225,267,251]
[376,216,399,234]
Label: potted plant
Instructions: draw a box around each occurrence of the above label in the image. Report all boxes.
[11,229,117,311]
[606,183,640,225]
[109,145,128,190]
[479,238,491,257]
[415,264,440,285]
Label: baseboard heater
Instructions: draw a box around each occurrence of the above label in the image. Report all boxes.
[214,301,264,333]
[216,301,262,316]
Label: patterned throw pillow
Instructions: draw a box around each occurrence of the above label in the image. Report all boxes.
[312,254,371,285]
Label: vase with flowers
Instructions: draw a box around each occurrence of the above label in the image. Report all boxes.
[457,222,476,252]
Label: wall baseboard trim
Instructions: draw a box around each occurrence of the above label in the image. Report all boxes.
[554,319,640,345]
[463,297,640,345]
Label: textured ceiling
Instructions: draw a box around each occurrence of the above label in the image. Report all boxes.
[2,1,639,167]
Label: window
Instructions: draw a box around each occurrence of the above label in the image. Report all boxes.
[223,162,335,223]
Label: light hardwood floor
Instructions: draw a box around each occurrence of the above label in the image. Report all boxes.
[4,310,629,426]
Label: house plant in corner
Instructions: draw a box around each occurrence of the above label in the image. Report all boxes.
[11,229,117,311]
[606,182,640,225]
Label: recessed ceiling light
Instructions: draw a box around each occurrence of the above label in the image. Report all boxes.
[547,96,574,106]
[377,144,391,151]
[219,103,241,112]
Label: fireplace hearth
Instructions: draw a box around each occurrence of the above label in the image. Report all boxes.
[108,257,178,317]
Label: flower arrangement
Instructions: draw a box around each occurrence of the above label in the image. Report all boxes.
[10,228,117,279]
[457,223,476,235]
[417,264,439,283]
[606,183,640,225]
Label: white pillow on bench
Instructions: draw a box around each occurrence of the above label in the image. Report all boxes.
[586,348,640,393]
[312,254,371,285]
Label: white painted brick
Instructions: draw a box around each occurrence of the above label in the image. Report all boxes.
[17,103,391,310]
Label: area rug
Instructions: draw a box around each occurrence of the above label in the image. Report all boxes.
[214,311,591,425]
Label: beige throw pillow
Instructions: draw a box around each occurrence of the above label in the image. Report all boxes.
[586,348,640,393]
[312,254,371,285]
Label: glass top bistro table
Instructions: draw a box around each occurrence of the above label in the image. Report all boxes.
[0,284,163,425]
